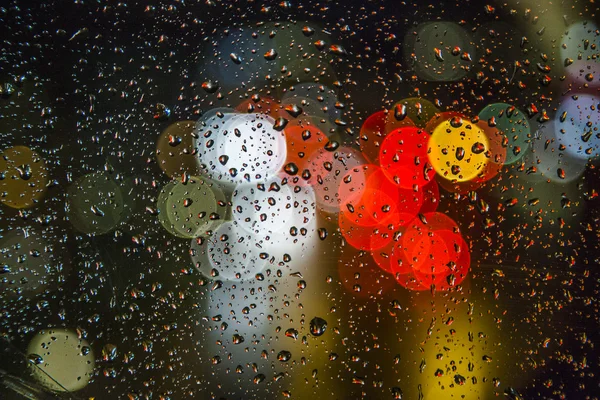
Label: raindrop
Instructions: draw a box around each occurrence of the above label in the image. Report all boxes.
[394,104,407,121]
[302,26,315,36]
[324,141,339,151]
[16,165,32,180]
[284,163,299,175]
[471,142,486,154]
[277,350,292,362]
[273,117,288,131]
[232,334,245,344]
[230,53,242,64]
[318,228,328,240]
[264,49,278,60]
[285,104,303,118]
[27,354,44,365]
[310,317,327,336]
[202,81,219,93]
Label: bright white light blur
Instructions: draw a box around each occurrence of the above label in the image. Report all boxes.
[232,177,295,235]
[203,221,266,281]
[194,185,318,280]
[195,112,287,186]
[251,185,318,266]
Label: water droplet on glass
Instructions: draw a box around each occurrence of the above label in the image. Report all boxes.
[277,350,292,362]
[309,317,327,336]
[230,53,242,64]
[202,81,219,93]
[273,117,288,131]
[27,354,44,365]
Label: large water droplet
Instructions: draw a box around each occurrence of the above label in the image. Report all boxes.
[309,317,327,336]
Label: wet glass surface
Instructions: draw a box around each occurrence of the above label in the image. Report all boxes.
[0,1,599,399]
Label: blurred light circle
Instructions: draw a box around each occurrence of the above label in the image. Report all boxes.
[306,146,368,214]
[339,212,391,251]
[412,230,470,290]
[272,23,338,87]
[473,22,522,71]
[390,212,468,291]
[155,120,200,178]
[370,237,397,274]
[282,121,330,174]
[555,94,600,160]
[66,172,126,235]
[235,96,280,117]
[387,98,439,129]
[0,146,48,209]
[194,111,237,181]
[379,126,435,189]
[529,121,588,183]
[157,180,180,238]
[567,59,600,87]
[419,179,440,214]
[478,103,531,164]
[338,164,423,227]
[433,117,506,193]
[403,22,475,82]
[395,212,459,273]
[428,116,490,182]
[166,176,226,238]
[207,221,266,281]
[195,112,287,186]
[241,184,318,268]
[26,328,95,392]
[560,21,599,83]
[359,110,415,164]
[0,228,54,299]
[232,177,294,235]
[280,83,341,125]
[424,111,465,134]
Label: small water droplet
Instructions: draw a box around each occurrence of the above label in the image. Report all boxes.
[394,104,407,121]
[16,164,32,180]
[318,228,328,240]
[284,104,303,118]
[302,26,315,36]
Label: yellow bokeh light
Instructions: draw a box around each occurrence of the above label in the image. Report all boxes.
[0,145,48,209]
[428,119,490,182]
